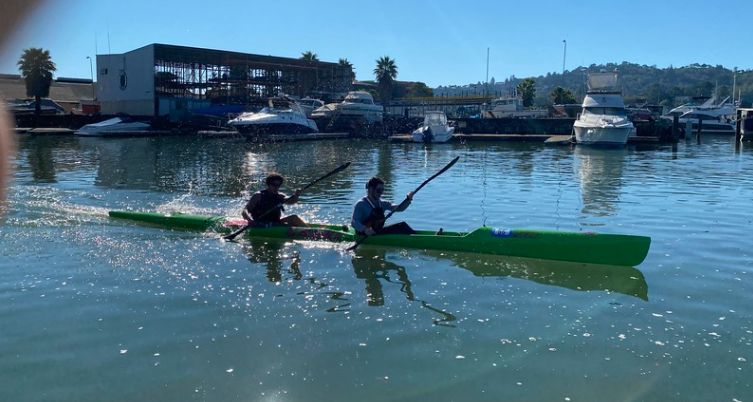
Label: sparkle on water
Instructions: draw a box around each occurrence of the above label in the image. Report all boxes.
[1,135,752,401]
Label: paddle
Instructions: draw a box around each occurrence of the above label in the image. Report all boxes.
[222,161,351,241]
[347,156,460,251]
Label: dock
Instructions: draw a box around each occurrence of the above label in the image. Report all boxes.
[389,133,662,145]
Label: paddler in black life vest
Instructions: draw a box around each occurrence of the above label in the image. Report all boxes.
[351,177,416,236]
[242,173,307,227]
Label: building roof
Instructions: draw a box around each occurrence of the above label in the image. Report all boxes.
[0,74,95,102]
[127,43,342,70]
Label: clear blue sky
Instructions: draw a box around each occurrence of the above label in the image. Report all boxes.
[1,0,751,87]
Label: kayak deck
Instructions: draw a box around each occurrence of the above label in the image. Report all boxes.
[107,211,651,266]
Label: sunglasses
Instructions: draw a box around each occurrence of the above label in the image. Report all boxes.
[269,181,283,187]
[374,187,384,193]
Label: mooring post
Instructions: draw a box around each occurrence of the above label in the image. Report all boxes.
[736,109,742,143]
[672,113,679,140]
[696,115,703,145]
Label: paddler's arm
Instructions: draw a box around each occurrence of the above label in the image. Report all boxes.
[283,189,302,205]
[351,200,374,235]
[242,193,261,222]
[391,192,414,212]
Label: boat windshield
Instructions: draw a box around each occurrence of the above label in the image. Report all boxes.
[425,113,447,125]
[584,107,627,116]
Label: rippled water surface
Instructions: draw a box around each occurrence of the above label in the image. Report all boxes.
[2,135,752,401]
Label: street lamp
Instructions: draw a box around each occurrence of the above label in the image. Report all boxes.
[86,56,94,99]
[562,40,567,74]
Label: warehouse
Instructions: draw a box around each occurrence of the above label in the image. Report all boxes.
[96,43,353,117]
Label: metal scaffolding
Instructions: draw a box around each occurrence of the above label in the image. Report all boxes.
[152,44,352,105]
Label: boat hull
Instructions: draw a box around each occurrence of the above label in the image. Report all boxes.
[108,211,651,266]
[231,123,318,136]
[573,125,632,145]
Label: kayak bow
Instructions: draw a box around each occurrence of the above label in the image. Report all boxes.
[107,210,651,266]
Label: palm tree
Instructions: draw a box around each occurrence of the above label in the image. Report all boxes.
[300,51,319,61]
[17,48,56,124]
[339,58,355,82]
[516,78,536,107]
[374,56,398,102]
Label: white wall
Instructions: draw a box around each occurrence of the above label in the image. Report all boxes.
[97,45,155,116]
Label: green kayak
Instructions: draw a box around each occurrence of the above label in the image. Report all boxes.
[107,210,651,266]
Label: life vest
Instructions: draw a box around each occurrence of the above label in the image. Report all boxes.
[250,190,285,222]
[362,197,386,231]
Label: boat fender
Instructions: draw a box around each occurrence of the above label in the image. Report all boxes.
[491,228,512,237]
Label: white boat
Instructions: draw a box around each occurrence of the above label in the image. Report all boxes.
[481,96,548,119]
[573,72,634,146]
[310,91,383,124]
[228,99,318,136]
[297,98,325,117]
[75,117,152,137]
[663,97,736,135]
[411,111,454,143]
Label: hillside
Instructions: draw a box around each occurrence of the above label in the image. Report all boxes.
[435,62,753,107]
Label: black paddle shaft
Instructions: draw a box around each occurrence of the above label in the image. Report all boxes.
[348,156,460,251]
[222,161,351,241]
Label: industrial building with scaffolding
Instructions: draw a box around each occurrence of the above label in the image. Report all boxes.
[96,43,353,119]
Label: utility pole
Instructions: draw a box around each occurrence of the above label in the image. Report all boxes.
[562,40,567,74]
[485,47,490,97]
[732,67,738,105]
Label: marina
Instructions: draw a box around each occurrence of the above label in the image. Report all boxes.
[2,2,753,401]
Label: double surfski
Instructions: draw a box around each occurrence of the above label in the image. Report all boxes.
[108,210,651,267]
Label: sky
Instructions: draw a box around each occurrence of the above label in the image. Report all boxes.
[1,0,751,88]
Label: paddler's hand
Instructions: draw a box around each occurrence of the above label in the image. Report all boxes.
[406,191,414,201]
[287,189,302,204]
[364,227,376,236]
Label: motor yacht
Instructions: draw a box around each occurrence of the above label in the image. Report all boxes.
[411,111,454,143]
[573,72,634,146]
[75,116,153,137]
[310,91,383,125]
[228,98,318,136]
[297,98,325,117]
[663,96,736,135]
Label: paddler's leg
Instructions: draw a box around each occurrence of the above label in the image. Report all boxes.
[377,221,416,235]
[280,214,307,227]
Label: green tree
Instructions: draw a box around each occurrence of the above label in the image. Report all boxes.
[374,56,398,102]
[550,86,577,104]
[17,47,56,123]
[517,78,536,107]
[406,82,433,98]
[300,51,319,61]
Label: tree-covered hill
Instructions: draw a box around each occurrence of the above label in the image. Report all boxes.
[436,62,753,108]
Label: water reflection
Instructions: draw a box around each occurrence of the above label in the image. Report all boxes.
[73,137,365,199]
[433,251,648,300]
[241,239,301,283]
[17,136,83,183]
[351,248,415,306]
[352,248,457,326]
[573,146,627,217]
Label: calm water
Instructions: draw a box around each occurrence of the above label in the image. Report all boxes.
[2,135,752,401]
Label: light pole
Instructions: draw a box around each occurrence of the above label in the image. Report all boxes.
[86,56,94,99]
[732,67,738,105]
[562,40,567,74]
